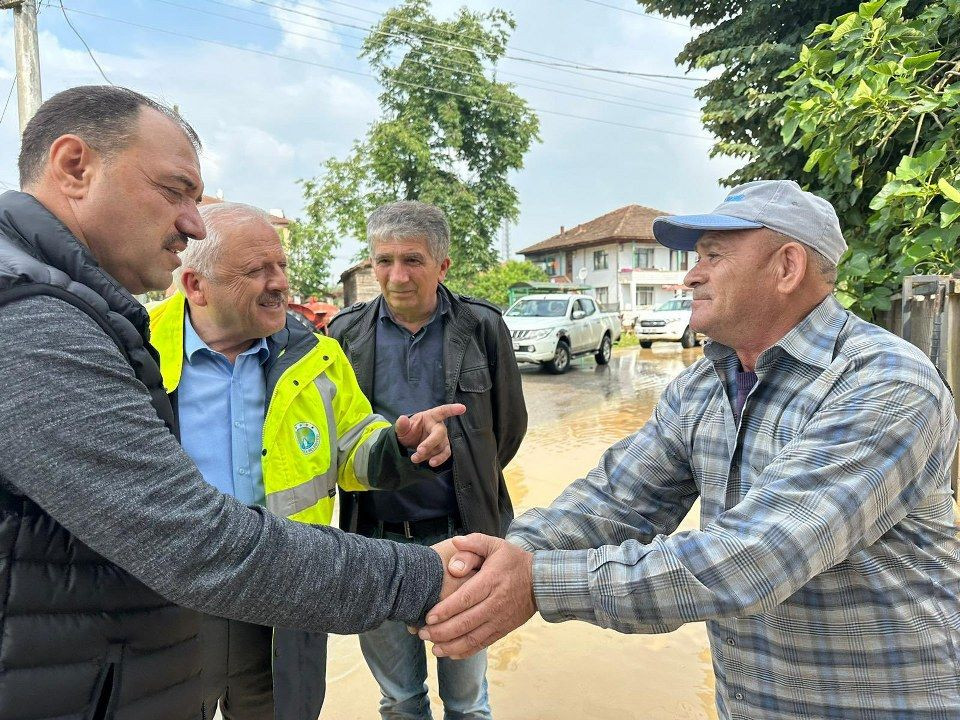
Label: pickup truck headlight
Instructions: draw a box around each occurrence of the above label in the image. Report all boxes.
[528,328,556,341]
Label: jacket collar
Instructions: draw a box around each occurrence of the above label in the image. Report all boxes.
[0,190,150,337]
[704,294,850,373]
[149,290,319,393]
[339,284,479,398]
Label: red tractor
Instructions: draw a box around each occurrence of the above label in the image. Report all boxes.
[288,298,340,334]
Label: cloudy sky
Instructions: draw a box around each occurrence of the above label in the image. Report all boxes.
[0,0,743,279]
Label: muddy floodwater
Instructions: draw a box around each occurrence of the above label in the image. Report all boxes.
[323,344,717,720]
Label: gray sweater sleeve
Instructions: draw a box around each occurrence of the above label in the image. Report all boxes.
[0,295,443,633]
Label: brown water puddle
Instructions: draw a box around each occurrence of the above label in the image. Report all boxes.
[324,346,717,719]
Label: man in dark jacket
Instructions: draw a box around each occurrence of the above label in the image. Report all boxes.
[0,86,465,720]
[328,201,527,720]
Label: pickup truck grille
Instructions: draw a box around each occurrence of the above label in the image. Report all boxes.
[639,320,666,328]
[511,330,533,339]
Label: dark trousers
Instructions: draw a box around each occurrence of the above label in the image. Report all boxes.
[201,617,274,720]
[201,617,329,720]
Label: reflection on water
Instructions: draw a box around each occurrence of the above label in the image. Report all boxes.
[324,346,716,720]
[519,345,701,426]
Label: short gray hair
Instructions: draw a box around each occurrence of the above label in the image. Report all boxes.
[768,231,838,286]
[367,201,450,262]
[173,202,275,290]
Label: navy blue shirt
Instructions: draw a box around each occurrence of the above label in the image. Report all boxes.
[367,293,457,522]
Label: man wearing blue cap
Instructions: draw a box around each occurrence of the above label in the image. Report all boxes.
[420,180,960,719]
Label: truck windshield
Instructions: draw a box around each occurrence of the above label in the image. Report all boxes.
[506,298,569,317]
[656,299,692,312]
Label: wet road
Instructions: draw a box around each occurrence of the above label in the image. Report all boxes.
[324,343,718,720]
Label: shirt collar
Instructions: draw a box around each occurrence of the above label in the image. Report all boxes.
[183,308,270,365]
[704,294,849,372]
[377,290,450,329]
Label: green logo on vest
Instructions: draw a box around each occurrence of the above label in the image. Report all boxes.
[294,422,320,455]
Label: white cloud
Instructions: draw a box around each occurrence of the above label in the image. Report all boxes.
[0,1,747,283]
[263,0,350,59]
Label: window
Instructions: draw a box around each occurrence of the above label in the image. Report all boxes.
[656,299,692,312]
[635,285,654,307]
[542,256,558,276]
[593,250,609,270]
[669,250,689,272]
[595,287,609,305]
[633,247,654,269]
[506,299,568,317]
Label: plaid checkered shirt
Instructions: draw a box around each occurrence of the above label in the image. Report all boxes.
[507,295,960,719]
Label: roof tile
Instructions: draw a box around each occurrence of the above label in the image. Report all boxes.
[519,204,670,255]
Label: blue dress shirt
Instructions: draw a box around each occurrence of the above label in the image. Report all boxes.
[177,310,270,507]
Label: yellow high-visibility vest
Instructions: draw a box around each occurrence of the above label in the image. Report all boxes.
[149,293,389,525]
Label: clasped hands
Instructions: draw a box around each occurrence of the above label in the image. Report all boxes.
[395,407,537,656]
[419,535,537,659]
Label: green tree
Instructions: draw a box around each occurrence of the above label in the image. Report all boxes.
[776,0,960,316]
[447,259,548,307]
[294,0,540,287]
[635,0,862,185]
[285,220,339,298]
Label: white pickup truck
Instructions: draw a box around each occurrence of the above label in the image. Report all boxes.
[503,293,621,374]
[631,297,700,348]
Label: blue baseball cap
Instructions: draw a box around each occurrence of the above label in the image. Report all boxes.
[652,180,847,265]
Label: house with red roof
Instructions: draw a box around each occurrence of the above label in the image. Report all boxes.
[518,204,694,311]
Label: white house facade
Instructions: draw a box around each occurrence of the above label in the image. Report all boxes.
[519,205,693,312]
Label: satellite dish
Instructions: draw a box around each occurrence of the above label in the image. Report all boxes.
[577,267,588,281]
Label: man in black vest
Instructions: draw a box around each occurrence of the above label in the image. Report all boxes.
[0,86,469,720]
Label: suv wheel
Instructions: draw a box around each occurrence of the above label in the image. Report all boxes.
[547,340,571,374]
[595,334,612,365]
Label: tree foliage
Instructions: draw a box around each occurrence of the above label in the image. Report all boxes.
[776,0,960,316]
[294,0,540,288]
[635,0,862,185]
[446,259,547,307]
[284,221,338,299]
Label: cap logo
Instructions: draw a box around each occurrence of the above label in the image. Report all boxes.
[725,194,746,202]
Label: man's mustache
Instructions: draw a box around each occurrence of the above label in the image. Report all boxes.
[258,291,287,305]
[163,233,191,252]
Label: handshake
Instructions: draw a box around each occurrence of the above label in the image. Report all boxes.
[414,535,539,659]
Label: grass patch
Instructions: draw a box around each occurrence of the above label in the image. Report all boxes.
[615,330,639,348]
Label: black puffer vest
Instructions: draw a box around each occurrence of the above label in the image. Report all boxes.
[0,191,202,720]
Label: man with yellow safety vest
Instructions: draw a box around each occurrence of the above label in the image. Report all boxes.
[149,200,464,720]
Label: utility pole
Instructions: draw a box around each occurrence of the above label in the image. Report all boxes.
[1,0,42,133]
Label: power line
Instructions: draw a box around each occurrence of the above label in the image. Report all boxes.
[510,57,704,81]
[240,0,705,87]
[57,0,113,84]
[581,0,690,28]
[51,5,711,140]
[0,73,16,127]
[287,0,704,80]
[149,0,701,119]
[198,0,701,100]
